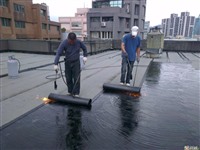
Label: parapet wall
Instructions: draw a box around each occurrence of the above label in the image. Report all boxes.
[0,39,200,54]
[163,40,200,52]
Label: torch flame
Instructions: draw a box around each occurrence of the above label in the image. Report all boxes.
[129,92,141,97]
[121,91,141,97]
[42,97,53,104]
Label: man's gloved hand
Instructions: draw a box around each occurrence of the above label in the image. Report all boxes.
[83,57,87,64]
[124,52,128,57]
[54,65,59,72]
[136,56,140,63]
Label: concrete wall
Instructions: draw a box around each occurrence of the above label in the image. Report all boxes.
[163,40,200,52]
[0,40,8,51]
[112,39,147,50]
[0,39,112,54]
[1,39,200,54]
[7,40,50,53]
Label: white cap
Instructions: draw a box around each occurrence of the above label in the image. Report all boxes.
[131,26,139,36]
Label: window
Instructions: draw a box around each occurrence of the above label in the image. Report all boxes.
[126,18,130,28]
[57,26,60,31]
[190,17,195,25]
[15,21,25,28]
[101,31,113,39]
[0,0,8,7]
[73,31,82,36]
[108,32,113,39]
[42,23,47,29]
[91,31,100,38]
[110,0,122,8]
[134,19,139,26]
[143,5,146,17]
[134,4,139,15]
[126,4,130,13]
[93,0,122,8]
[40,9,46,16]
[93,1,109,8]
[91,17,100,22]
[142,19,145,29]
[14,3,25,13]
[48,24,50,30]
[71,22,82,27]
[1,18,11,27]
[102,17,113,22]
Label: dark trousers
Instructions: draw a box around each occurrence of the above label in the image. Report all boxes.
[120,57,134,84]
[65,59,80,95]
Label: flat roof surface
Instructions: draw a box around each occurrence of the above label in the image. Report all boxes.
[0,50,199,126]
[0,50,199,149]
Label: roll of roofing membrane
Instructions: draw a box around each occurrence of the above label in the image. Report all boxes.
[48,93,92,107]
[103,83,141,93]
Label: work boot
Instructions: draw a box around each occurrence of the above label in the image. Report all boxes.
[74,94,79,97]
[66,93,72,96]
[126,83,130,86]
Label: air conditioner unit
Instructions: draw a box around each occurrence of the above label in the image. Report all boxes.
[101,22,106,27]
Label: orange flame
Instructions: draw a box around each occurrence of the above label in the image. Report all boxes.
[129,92,141,97]
[42,97,54,104]
[121,92,141,97]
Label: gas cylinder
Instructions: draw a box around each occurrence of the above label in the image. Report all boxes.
[7,56,19,78]
[80,55,85,70]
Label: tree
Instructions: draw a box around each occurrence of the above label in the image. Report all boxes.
[61,28,66,33]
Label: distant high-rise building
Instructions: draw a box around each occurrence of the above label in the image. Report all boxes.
[179,12,195,38]
[193,14,200,38]
[169,14,179,37]
[59,8,89,41]
[162,12,195,38]
[144,21,150,39]
[162,18,170,37]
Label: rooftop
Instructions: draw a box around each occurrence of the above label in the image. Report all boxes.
[0,50,199,149]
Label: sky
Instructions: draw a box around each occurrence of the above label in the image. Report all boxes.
[32,0,200,26]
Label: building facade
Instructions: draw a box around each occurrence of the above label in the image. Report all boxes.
[193,14,200,39]
[162,18,170,38]
[87,0,146,40]
[59,8,89,41]
[162,12,195,39]
[143,21,150,39]
[0,0,61,40]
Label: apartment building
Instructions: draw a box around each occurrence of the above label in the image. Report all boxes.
[143,21,150,39]
[0,0,61,40]
[193,14,200,39]
[87,0,146,40]
[59,8,89,41]
[162,18,170,37]
[169,14,179,37]
[162,12,195,38]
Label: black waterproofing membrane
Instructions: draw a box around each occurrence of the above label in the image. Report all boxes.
[0,62,199,150]
[48,93,92,107]
[103,83,141,93]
